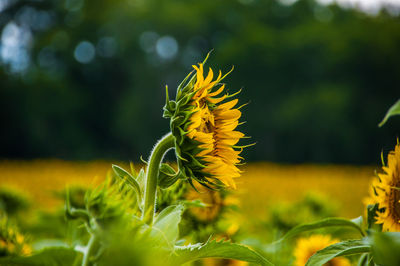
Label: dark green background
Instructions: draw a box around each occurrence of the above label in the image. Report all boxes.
[1,0,399,164]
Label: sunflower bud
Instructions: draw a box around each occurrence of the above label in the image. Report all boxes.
[164,55,246,189]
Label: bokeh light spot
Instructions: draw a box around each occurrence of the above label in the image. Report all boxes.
[74,41,95,64]
[0,22,32,73]
[156,36,178,60]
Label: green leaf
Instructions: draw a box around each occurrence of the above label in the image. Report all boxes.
[274,217,365,244]
[137,168,146,192]
[0,247,79,266]
[150,204,184,249]
[357,253,368,266]
[370,232,400,265]
[32,240,70,250]
[170,239,273,265]
[306,239,370,266]
[379,99,400,127]
[112,164,142,200]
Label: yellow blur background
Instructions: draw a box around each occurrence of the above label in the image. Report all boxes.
[0,160,373,219]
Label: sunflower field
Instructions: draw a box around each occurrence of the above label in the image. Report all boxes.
[1,58,400,265]
[1,0,400,265]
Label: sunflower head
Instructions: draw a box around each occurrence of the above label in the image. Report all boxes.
[293,235,351,266]
[164,55,246,189]
[368,142,400,232]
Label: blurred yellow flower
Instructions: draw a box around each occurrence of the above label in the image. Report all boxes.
[202,258,248,266]
[0,215,31,257]
[293,235,350,266]
[185,184,223,222]
[369,142,400,231]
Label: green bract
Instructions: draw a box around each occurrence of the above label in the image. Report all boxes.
[164,72,203,185]
[163,69,223,189]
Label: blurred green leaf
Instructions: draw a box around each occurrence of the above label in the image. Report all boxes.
[32,240,70,251]
[351,216,364,229]
[379,99,400,127]
[356,253,369,266]
[112,164,142,200]
[370,232,400,265]
[150,204,184,249]
[306,239,370,266]
[275,217,365,244]
[0,247,79,266]
[0,187,30,216]
[170,239,273,265]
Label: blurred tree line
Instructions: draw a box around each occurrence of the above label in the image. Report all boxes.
[0,0,399,164]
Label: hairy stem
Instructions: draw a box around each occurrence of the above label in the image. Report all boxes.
[142,132,175,225]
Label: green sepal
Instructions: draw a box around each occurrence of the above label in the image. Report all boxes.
[158,163,180,188]
[183,152,207,169]
[172,120,190,138]
[367,204,381,231]
[175,95,194,115]
[176,70,195,100]
[163,104,175,119]
[174,144,188,162]
[379,99,400,127]
[173,111,194,128]
[177,74,197,100]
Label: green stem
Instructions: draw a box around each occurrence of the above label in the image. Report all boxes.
[142,132,175,225]
[82,233,98,266]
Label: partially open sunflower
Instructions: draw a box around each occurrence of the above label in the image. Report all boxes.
[164,55,246,189]
[369,142,400,231]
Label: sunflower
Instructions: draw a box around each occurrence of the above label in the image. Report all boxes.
[368,142,400,231]
[293,235,351,266]
[164,55,246,189]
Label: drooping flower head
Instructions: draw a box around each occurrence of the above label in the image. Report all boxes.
[368,142,400,231]
[164,55,246,189]
[293,235,351,266]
